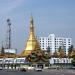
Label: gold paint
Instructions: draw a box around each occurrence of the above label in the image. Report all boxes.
[21,16,40,56]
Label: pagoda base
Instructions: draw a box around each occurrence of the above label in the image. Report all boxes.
[22,50,32,56]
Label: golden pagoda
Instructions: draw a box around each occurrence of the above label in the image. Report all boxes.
[21,16,41,56]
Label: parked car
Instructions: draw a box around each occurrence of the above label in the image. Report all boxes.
[20,68,26,72]
[0,67,2,70]
[34,68,42,71]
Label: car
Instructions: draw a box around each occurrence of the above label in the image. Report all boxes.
[34,68,42,71]
[20,68,26,72]
[0,67,2,70]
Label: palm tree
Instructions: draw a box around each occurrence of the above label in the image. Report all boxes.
[58,46,62,52]
[71,55,75,66]
[46,46,51,58]
[68,45,74,58]
[57,46,66,68]
[53,50,58,58]
[70,50,75,58]
[58,46,66,58]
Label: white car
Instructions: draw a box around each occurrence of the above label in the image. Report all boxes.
[34,68,42,71]
[0,67,2,70]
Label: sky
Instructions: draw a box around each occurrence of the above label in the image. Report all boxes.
[0,0,75,54]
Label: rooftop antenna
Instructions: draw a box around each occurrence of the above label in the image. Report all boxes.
[6,19,12,49]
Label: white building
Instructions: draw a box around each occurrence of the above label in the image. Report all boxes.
[4,49,17,54]
[49,58,72,65]
[38,34,72,54]
[0,57,72,69]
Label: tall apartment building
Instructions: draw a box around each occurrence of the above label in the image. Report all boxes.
[38,34,72,54]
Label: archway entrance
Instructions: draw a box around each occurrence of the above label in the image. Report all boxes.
[37,64,44,69]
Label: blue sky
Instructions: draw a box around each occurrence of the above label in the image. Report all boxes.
[0,0,75,53]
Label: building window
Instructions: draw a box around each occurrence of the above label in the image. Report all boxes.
[43,45,44,47]
[68,44,70,45]
[43,38,44,40]
[68,39,70,41]
[64,39,66,41]
[43,43,44,44]
[68,42,70,43]
[40,38,41,40]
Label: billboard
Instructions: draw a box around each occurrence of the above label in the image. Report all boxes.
[4,49,16,54]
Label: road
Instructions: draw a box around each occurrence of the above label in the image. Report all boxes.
[0,69,75,75]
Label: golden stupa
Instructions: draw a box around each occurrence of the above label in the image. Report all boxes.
[21,16,41,56]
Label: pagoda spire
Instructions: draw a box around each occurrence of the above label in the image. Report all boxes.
[21,16,41,56]
[30,15,34,34]
[30,15,34,25]
[28,15,36,40]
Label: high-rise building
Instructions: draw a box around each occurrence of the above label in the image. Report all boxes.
[38,34,72,54]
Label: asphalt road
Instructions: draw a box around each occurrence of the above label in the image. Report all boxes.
[0,69,75,75]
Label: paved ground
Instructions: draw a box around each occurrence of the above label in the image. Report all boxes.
[0,69,75,75]
[44,69,75,75]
